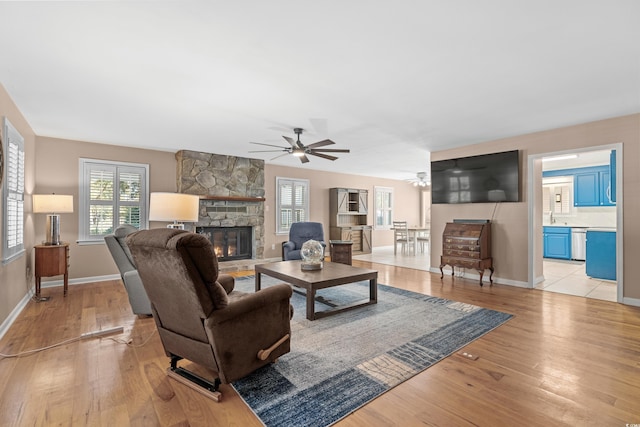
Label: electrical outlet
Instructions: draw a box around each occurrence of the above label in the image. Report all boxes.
[457,351,479,360]
[271,244,275,250]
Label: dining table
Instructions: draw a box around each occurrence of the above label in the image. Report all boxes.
[392,226,430,254]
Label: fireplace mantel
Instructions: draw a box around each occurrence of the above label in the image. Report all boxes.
[199,195,265,202]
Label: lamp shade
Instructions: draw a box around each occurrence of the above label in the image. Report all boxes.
[32,194,74,213]
[149,192,200,222]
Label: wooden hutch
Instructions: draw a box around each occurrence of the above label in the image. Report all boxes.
[439,221,493,286]
[329,188,372,254]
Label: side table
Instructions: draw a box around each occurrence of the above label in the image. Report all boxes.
[329,240,353,265]
[34,243,70,299]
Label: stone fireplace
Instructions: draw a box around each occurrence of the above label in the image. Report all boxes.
[176,150,265,260]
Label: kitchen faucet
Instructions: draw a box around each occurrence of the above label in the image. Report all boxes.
[549,211,556,224]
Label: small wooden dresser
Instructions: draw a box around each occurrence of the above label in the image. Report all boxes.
[440,222,493,286]
[34,243,70,298]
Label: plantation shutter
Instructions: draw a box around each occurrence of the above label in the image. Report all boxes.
[276,177,309,234]
[88,166,115,237]
[2,118,25,262]
[79,159,148,242]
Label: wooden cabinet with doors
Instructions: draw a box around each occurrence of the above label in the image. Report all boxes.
[329,188,371,254]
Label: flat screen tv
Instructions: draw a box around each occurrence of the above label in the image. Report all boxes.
[431,150,520,204]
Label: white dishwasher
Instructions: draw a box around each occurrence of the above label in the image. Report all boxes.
[571,228,587,261]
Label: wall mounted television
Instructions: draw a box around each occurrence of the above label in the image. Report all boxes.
[431,150,520,204]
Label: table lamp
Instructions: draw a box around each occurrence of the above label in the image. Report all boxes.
[32,194,74,245]
[149,192,200,229]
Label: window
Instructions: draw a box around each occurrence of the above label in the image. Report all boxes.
[78,159,149,243]
[374,186,394,229]
[276,177,309,234]
[2,118,25,263]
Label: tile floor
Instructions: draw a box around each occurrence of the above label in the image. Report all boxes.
[354,246,617,302]
[353,245,430,271]
[539,259,617,302]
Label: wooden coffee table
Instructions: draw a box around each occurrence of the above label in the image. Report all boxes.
[255,260,378,320]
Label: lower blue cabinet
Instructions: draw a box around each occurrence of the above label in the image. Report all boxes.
[543,227,571,260]
[586,230,616,280]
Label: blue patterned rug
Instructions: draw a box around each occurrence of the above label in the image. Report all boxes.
[232,275,512,427]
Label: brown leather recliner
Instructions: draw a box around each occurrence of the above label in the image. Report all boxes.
[126,228,292,400]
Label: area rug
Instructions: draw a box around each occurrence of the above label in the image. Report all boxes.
[232,275,512,427]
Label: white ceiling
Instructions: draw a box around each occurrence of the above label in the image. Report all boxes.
[1,1,638,181]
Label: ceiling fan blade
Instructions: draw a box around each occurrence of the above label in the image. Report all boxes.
[282,135,297,148]
[270,153,291,160]
[306,139,335,149]
[308,152,338,161]
[299,154,310,163]
[310,148,350,153]
[250,142,289,149]
[249,149,288,153]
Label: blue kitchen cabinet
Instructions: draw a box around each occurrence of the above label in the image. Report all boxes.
[609,149,616,203]
[586,230,616,280]
[574,171,599,206]
[543,227,571,260]
[573,166,614,207]
[543,163,615,207]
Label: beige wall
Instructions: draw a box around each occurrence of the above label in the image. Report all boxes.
[33,137,177,280]
[430,113,640,300]
[263,164,423,259]
[0,84,36,327]
[29,134,424,282]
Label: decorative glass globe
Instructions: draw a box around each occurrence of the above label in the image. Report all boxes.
[301,239,324,270]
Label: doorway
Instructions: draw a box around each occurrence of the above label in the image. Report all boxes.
[527,143,623,303]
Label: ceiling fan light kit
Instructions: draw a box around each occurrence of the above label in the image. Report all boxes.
[249,127,350,163]
[410,172,430,187]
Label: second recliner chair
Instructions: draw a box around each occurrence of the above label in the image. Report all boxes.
[104,224,153,316]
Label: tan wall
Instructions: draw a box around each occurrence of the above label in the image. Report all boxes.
[33,138,423,277]
[33,137,177,280]
[430,113,640,300]
[263,164,423,259]
[0,84,36,328]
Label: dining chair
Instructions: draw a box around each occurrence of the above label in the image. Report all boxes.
[392,221,414,254]
[417,230,430,253]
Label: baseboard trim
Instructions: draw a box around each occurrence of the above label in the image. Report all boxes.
[38,274,121,289]
[0,291,33,341]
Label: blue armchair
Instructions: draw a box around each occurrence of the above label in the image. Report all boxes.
[282,222,326,261]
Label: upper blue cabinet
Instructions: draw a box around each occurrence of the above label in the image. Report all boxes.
[574,166,615,206]
[574,170,600,206]
[543,160,616,207]
[610,149,616,203]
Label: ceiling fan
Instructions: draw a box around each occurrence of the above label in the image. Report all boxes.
[407,172,430,187]
[249,128,350,163]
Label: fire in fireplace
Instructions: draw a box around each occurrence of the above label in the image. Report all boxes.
[196,226,253,261]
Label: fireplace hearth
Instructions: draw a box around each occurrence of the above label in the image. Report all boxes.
[196,226,253,261]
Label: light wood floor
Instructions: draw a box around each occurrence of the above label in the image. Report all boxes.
[1,261,639,426]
